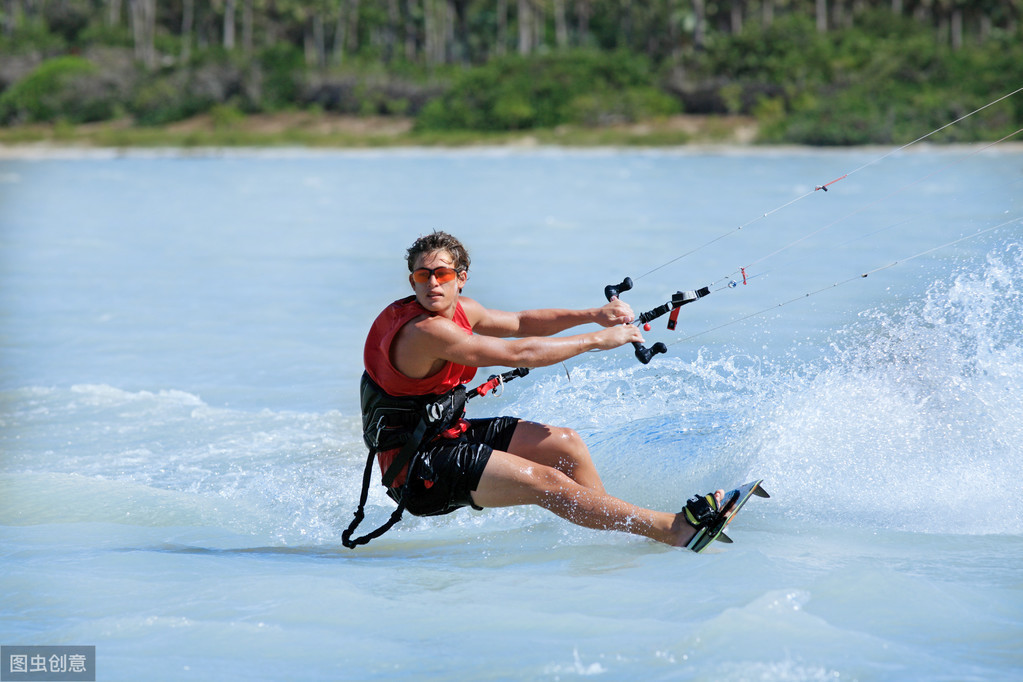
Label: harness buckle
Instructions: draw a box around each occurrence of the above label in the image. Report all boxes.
[371,414,388,448]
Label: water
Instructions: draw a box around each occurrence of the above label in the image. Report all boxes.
[2,146,1022,680]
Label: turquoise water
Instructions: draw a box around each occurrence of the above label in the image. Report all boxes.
[2,147,1022,680]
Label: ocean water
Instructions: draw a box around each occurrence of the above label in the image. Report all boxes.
[1,145,1022,681]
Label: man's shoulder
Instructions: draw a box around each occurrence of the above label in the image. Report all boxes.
[457,296,485,322]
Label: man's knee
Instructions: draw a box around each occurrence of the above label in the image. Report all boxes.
[551,426,586,456]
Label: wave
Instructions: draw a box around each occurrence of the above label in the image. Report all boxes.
[502,243,1023,535]
[3,245,1020,542]
[0,384,369,544]
[749,242,1023,534]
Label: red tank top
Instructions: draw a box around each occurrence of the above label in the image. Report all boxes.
[363,296,477,486]
[364,295,477,395]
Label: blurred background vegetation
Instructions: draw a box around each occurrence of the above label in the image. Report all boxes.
[0,0,1020,145]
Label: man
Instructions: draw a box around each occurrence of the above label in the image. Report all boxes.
[357,231,725,548]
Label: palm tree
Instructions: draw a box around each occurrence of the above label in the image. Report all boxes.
[129,0,156,68]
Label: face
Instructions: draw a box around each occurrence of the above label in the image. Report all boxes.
[409,249,467,316]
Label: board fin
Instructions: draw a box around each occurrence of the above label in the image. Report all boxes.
[717,532,733,544]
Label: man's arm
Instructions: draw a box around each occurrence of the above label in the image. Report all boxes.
[466,297,635,338]
[395,310,645,375]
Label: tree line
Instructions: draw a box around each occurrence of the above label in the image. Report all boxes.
[4,0,1019,68]
[1,0,1021,145]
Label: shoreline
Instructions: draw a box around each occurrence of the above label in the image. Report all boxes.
[0,112,756,155]
[3,141,1022,160]
[1,113,1021,159]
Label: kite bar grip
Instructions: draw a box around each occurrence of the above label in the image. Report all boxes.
[604,277,633,301]
[634,342,668,364]
[603,276,667,365]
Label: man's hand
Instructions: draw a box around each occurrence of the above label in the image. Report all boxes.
[593,323,645,350]
[596,298,635,327]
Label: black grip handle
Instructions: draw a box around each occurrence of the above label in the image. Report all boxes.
[603,276,666,364]
[634,342,668,364]
[604,277,633,302]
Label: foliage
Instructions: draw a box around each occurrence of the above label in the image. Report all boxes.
[301,71,444,117]
[0,2,1021,144]
[694,12,1023,145]
[0,55,119,124]
[40,0,93,47]
[258,43,305,112]
[416,50,663,131]
[0,9,63,54]
[129,74,197,126]
[567,87,680,126]
[698,15,834,89]
[129,57,252,126]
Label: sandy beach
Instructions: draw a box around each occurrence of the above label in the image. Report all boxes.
[0,112,761,155]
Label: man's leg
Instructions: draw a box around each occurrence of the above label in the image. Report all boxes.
[470,448,724,547]
[503,420,605,492]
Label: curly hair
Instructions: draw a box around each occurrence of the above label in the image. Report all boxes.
[405,231,471,273]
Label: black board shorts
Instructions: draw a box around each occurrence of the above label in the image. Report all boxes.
[394,416,519,517]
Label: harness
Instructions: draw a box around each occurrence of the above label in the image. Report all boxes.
[342,373,466,548]
[342,368,528,548]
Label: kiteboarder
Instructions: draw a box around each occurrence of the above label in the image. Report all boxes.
[354,231,727,547]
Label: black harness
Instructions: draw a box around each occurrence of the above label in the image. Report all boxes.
[342,373,467,548]
[343,368,528,548]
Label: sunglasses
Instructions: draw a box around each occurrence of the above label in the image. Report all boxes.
[411,266,463,284]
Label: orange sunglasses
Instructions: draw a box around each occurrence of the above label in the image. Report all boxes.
[411,266,462,284]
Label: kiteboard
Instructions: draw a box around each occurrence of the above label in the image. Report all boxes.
[687,479,770,553]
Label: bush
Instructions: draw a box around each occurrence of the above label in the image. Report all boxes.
[0,55,107,123]
[415,50,662,131]
[700,15,833,88]
[665,15,831,116]
[129,57,251,125]
[567,87,680,126]
[130,71,223,126]
[210,103,245,129]
[258,44,304,111]
[301,73,442,116]
[717,13,1023,145]
[130,75,194,125]
[772,90,894,145]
